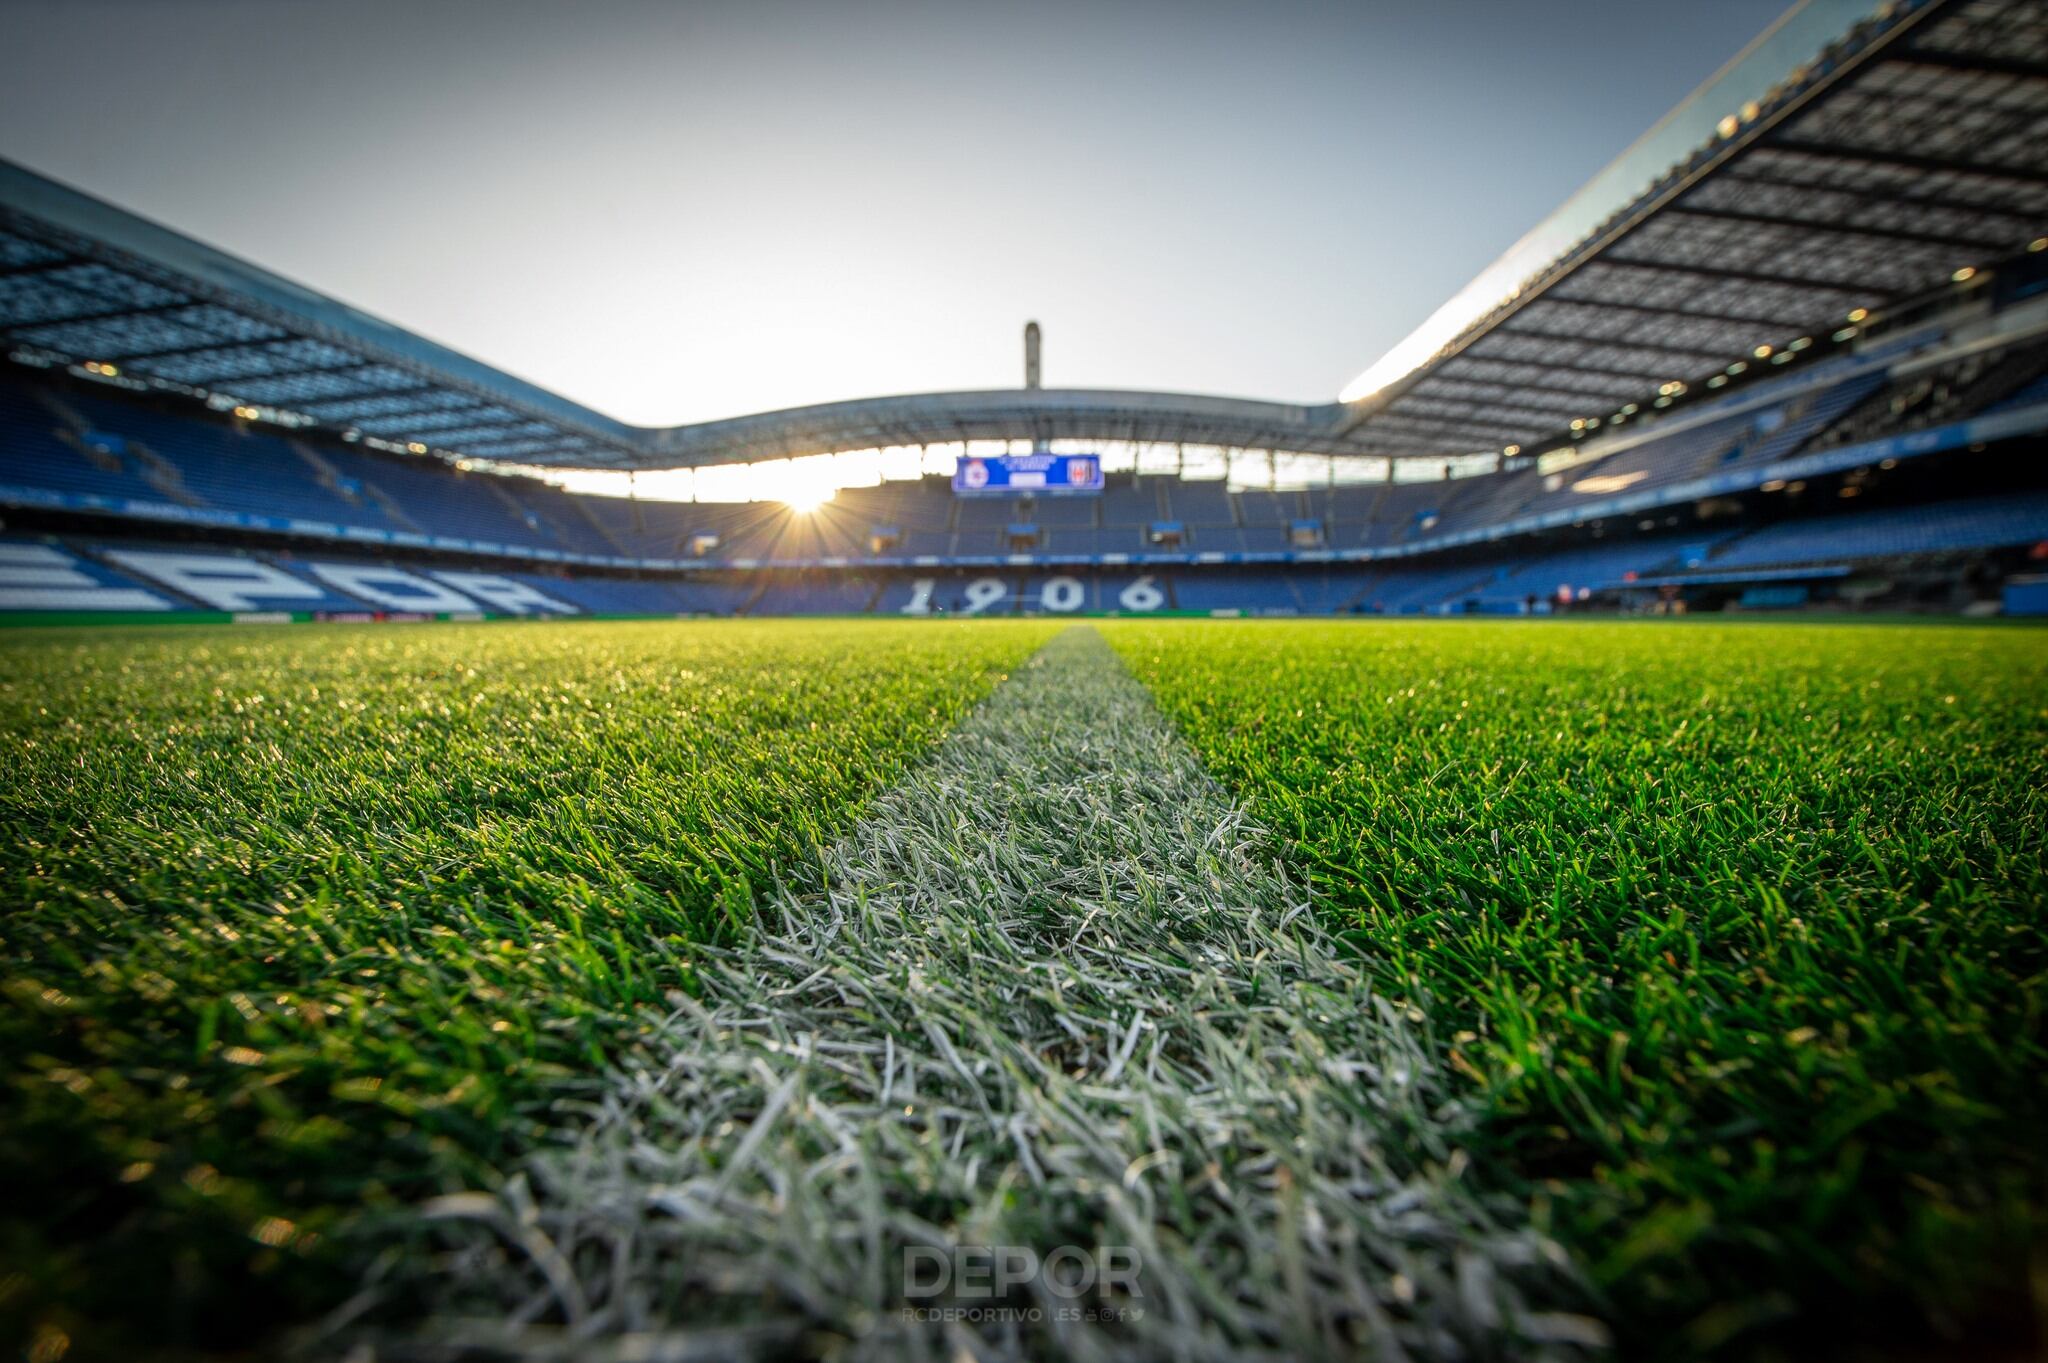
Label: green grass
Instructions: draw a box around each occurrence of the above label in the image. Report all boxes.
[8,615,2045,1360]
[0,618,1056,1358]
[394,625,1594,1361]
[1103,618,2048,1359]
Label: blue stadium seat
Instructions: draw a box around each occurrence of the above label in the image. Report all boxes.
[1166,479,1234,525]
[65,390,392,529]
[1711,492,2048,567]
[1027,495,1098,527]
[0,380,173,505]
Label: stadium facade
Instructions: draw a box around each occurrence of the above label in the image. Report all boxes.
[3,0,2047,620]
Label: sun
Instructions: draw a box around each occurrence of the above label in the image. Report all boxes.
[750,457,840,511]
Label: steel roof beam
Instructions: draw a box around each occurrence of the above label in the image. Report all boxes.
[405,422,534,443]
[1763,138,2048,188]
[298,396,460,424]
[1588,255,1875,297]
[5,297,193,332]
[1711,163,2046,220]
[1482,325,1730,363]
[1882,47,2048,82]
[105,336,295,364]
[1392,403,1595,430]
[248,376,432,406]
[348,402,493,429]
[1469,340,1686,376]
[1360,411,1537,440]
[1440,355,1669,389]
[0,256,82,281]
[173,359,371,387]
[1666,202,2018,252]
[1411,375,1635,411]
[346,422,495,444]
[456,438,569,456]
[1526,292,1811,330]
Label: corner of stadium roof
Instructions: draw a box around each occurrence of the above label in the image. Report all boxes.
[1335,0,2048,461]
[0,156,643,468]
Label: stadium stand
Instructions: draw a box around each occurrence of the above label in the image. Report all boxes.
[6,103,2048,621]
[1812,343,2048,451]
[1163,478,1232,527]
[1707,493,2048,569]
[320,446,551,546]
[62,389,384,528]
[2,0,2044,564]
[6,318,2048,618]
[0,379,169,505]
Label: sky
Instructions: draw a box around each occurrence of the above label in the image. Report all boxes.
[0,0,1793,429]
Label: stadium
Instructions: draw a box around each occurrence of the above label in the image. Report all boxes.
[1,0,2045,1359]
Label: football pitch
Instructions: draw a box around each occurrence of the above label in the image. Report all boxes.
[3,617,2043,1360]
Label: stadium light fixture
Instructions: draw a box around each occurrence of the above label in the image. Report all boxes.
[1847,307,1869,322]
[1707,375,1728,388]
[1752,344,1773,359]
[2031,238,2047,253]
[1952,266,1977,283]
[407,442,428,455]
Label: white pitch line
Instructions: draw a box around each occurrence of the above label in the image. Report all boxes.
[378,626,1602,1362]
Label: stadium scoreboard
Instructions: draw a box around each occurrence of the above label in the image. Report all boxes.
[953,453,1103,497]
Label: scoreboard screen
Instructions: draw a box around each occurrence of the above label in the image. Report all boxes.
[953,452,1103,497]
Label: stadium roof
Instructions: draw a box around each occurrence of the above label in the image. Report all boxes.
[0,160,644,466]
[2,0,2044,470]
[634,389,1368,464]
[1336,0,2048,455]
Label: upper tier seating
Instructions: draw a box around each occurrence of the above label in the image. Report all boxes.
[1164,479,1233,525]
[320,446,557,549]
[0,379,167,504]
[66,390,398,528]
[1710,492,2048,568]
